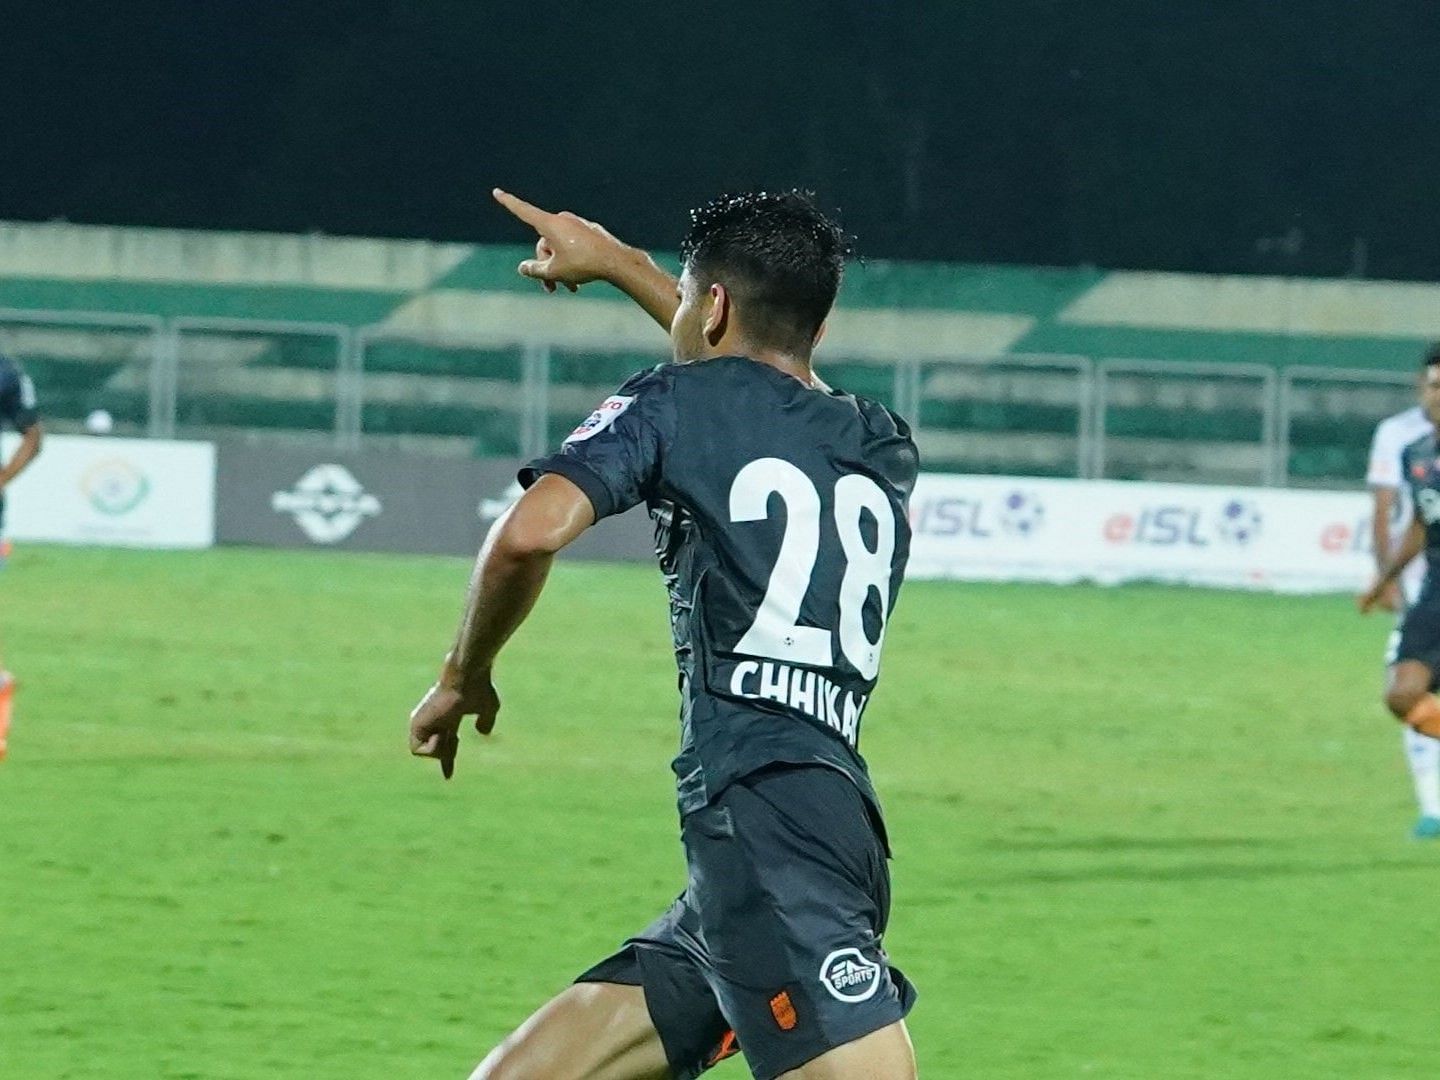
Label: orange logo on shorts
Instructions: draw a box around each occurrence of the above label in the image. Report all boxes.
[770,991,798,1031]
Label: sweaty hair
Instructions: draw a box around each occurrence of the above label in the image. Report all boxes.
[680,190,851,354]
[1425,342,1440,370]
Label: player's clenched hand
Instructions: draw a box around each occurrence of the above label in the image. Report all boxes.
[1375,581,1404,613]
[492,189,628,294]
[407,674,500,780]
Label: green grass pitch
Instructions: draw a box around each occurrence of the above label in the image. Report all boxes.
[1,545,1436,1078]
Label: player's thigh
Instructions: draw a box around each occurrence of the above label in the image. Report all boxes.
[775,1020,916,1079]
[1395,594,1440,674]
[471,981,670,1080]
[1389,598,1440,707]
[579,902,739,1078]
[1388,659,1434,699]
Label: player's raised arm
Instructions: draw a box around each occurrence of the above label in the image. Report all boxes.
[492,189,679,331]
[408,473,596,778]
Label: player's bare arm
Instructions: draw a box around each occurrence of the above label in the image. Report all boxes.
[1360,518,1426,613]
[0,421,42,491]
[492,188,680,330]
[1370,485,1405,612]
[408,473,595,778]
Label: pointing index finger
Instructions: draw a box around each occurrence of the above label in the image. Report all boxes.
[493,188,554,232]
[440,732,458,780]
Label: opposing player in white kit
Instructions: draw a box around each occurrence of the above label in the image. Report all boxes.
[1367,353,1439,839]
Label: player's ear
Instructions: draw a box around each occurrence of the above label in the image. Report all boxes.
[704,283,729,344]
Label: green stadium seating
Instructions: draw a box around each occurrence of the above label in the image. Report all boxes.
[0,223,1427,480]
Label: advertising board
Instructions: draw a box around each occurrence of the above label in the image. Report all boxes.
[908,474,1373,592]
[0,434,215,549]
[214,445,654,562]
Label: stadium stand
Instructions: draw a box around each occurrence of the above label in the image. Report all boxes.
[0,220,1434,484]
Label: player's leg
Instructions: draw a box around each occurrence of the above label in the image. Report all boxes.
[1384,588,1440,735]
[474,900,736,1080]
[1384,623,1440,835]
[469,981,669,1080]
[683,767,918,1080]
[774,1020,916,1078]
[0,667,11,761]
[1384,660,1438,728]
[1383,663,1440,833]
[1401,727,1440,837]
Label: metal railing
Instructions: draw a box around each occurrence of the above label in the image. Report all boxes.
[911,353,1094,477]
[1276,367,1415,489]
[1093,359,1279,485]
[170,316,353,445]
[0,308,166,434]
[0,306,1419,489]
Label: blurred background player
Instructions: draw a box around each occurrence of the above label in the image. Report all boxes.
[1360,351,1440,830]
[1366,345,1440,838]
[0,351,43,759]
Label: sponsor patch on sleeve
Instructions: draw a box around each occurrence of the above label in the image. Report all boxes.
[564,394,635,444]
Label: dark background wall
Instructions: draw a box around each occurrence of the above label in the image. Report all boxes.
[4,1,1438,279]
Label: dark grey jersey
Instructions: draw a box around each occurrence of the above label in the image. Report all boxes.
[0,355,39,433]
[522,356,919,828]
[1402,431,1440,572]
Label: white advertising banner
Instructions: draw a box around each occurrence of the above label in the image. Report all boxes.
[0,434,215,549]
[908,474,1374,593]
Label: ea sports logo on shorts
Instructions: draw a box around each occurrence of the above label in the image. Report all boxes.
[819,948,881,1003]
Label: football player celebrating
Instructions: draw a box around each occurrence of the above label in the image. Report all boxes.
[409,189,920,1080]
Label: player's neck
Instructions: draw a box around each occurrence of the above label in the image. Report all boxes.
[731,345,820,389]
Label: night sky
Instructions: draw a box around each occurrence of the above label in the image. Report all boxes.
[4,1,1439,279]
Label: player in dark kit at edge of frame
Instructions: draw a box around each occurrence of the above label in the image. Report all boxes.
[0,352,44,759]
[408,189,920,1080]
[1362,354,1440,743]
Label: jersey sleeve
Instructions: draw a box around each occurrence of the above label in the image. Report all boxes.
[1368,419,1403,488]
[518,367,674,520]
[0,362,40,432]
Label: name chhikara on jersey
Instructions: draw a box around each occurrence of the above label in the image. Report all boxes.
[722,659,868,746]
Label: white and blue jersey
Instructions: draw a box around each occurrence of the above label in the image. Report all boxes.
[1369,405,1431,607]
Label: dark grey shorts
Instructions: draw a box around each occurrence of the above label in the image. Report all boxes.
[577,765,916,1080]
[1396,583,1440,674]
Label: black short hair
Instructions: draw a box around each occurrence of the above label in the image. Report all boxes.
[1424,342,1440,370]
[680,190,851,354]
